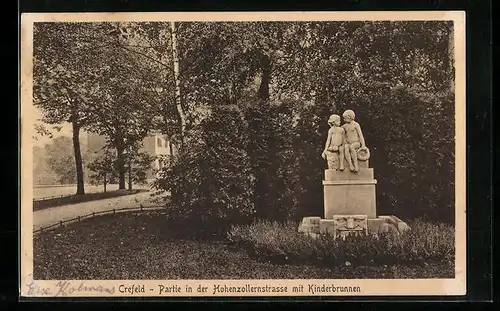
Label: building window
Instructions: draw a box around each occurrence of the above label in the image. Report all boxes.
[157,137,162,147]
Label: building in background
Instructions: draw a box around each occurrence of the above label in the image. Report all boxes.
[86,132,173,180]
[139,133,174,179]
[33,130,174,185]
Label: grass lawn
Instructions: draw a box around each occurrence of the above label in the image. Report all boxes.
[33,211,454,280]
[33,189,149,211]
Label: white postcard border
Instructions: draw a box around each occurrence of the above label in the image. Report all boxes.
[20,11,466,297]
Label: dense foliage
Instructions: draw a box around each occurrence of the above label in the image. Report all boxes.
[33,20,455,229]
[43,137,79,184]
[87,146,155,191]
[155,21,455,229]
[155,105,255,232]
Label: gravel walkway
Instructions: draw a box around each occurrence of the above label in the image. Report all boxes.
[32,190,160,231]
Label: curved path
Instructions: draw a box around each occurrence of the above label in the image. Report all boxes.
[33,190,161,231]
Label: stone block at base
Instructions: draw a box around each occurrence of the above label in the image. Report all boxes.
[299,215,411,238]
[367,218,386,233]
[377,215,411,233]
[332,215,368,238]
[319,219,335,235]
[367,215,411,235]
[298,216,321,234]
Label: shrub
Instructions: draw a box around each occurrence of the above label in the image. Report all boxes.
[227,219,455,266]
[154,105,255,237]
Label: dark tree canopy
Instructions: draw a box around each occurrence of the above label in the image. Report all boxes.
[33,20,455,230]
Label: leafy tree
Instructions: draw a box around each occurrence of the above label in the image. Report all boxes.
[104,22,182,156]
[44,136,89,184]
[34,22,160,191]
[33,22,115,194]
[154,20,456,225]
[33,145,58,185]
[88,143,155,191]
[80,23,174,189]
[85,77,155,190]
[123,146,155,190]
[33,122,53,142]
[34,20,455,225]
[130,152,155,186]
[174,22,300,219]
[87,148,117,192]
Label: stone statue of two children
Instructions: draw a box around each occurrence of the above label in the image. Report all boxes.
[321,109,369,172]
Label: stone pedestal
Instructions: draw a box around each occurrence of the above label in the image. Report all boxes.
[323,167,377,218]
[297,159,410,239]
[298,113,410,239]
[298,214,410,238]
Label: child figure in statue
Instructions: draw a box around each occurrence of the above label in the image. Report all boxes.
[322,114,345,171]
[342,109,366,172]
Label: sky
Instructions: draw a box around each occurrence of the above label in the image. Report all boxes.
[33,106,84,147]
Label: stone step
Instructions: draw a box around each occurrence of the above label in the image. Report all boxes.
[298,215,411,239]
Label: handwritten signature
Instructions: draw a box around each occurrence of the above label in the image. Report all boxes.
[25,276,115,297]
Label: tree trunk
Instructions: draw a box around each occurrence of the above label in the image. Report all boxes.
[117,147,126,189]
[72,120,85,195]
[128,163,132,191]
[170,21,186,148]
[249,53,273,219]
[448,26,455,92]
[169,138,175,158]
[103,172,107,193]
[258,54,271,101]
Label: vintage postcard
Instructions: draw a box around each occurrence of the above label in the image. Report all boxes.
[20,11,466,298]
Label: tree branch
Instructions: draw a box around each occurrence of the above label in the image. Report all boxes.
[115,43,172,70]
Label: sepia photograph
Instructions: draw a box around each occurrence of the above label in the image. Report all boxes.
[20,12,466,297]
